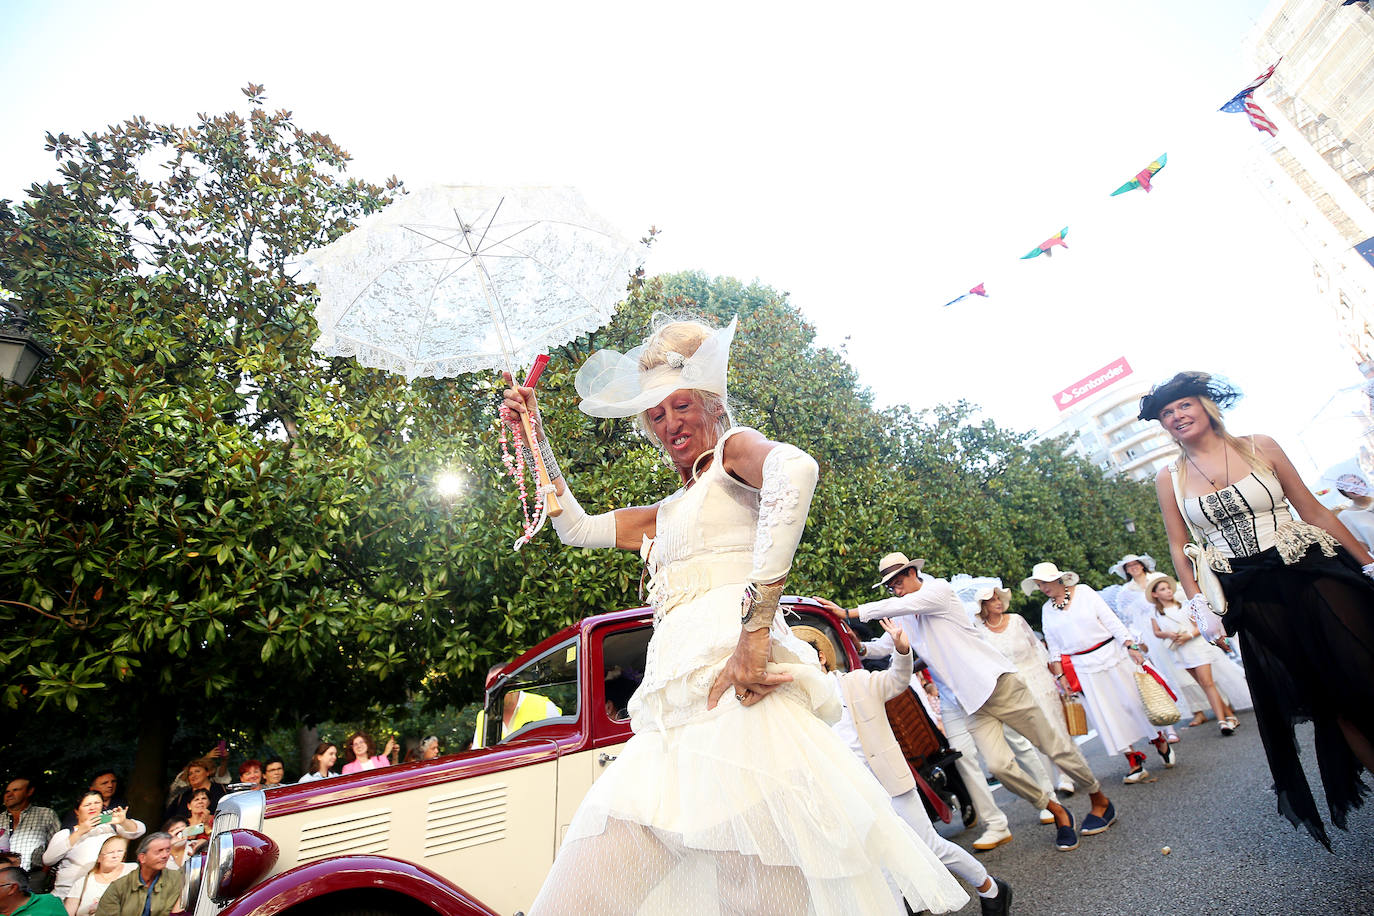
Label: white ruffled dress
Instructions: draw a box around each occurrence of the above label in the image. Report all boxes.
[529,430,966,915]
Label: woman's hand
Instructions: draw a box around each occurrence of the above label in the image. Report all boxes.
[707,629,794,710]
[877,617,909,654]
[383,737,398,758]
[109,807,127,828]
[1128,646,1146,666]
[501,372,541,431]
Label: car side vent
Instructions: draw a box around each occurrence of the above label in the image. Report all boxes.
[424,783,508,856]
[297,807,391,862]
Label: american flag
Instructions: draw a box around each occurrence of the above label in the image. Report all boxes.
[1219,60,1281,135]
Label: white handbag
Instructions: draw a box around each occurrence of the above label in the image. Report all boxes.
[1170,467,1228,617]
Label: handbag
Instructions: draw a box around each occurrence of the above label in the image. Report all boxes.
[1061,695,1089,736]
[1134,666,1182,726]
[1170,467,1229,617]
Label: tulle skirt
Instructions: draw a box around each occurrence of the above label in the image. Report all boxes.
[528,585,968,915]
[1220,544,1374,849]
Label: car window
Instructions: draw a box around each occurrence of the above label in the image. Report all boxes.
[601,626,652,722]
[485,638,579,746]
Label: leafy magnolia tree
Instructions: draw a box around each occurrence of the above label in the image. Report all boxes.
[0,86,515,820]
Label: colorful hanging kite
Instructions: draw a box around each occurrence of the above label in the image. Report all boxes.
[1219,60,1281,136]
[1110,153,1168,195]
[942,283,989,308]
[1021,228,1068,259]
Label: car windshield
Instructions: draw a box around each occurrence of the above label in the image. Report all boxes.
[485,638,579,746]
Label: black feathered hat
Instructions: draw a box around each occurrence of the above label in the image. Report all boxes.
[1138,371,1242,421]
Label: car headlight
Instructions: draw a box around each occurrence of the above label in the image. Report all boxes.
[207,829,280,904]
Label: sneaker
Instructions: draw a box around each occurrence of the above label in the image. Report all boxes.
[1123,765,1150,784]
[1054,810,1078,851]
[979,877,1013,916]
[1080,801,1118,836]
[1038,808,1055,824]
[972,826,1013,851]
[1220,719,1236,736]
[1056,778,1075,797]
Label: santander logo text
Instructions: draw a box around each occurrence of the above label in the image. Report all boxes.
[1053,357,1132,411]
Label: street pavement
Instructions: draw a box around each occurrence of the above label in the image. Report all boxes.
[929,712,1374,915]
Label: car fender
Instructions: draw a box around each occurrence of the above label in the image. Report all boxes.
[214,854,500,916]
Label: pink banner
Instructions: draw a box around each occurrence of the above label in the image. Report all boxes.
[1053,357,1132,411]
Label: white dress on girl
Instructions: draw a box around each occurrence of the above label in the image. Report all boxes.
[529,430,966,915]
[1152,602,1253,710]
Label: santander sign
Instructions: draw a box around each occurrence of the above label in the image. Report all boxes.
[1054,357,1133,411]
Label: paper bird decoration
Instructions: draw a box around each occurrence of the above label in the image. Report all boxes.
[1219,61,1280,136]
[1111,153,1168,195]
[1021,228,1068,259]
[942,283,989,308]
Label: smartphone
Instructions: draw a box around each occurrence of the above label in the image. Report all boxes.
[183,825,206,838]
[215,739,227,754]
[96,813,113,825]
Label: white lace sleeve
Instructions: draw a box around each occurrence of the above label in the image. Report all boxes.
[748,444,819,583]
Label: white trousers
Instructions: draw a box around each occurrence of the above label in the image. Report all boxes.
[891,788,989,890]
[940,696,1009,832]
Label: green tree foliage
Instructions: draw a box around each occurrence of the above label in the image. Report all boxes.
[0,88,1170,815]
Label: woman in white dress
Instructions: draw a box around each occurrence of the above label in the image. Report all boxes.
[975,585,1076,797]
[62,835,135,916]
[505,316,966,915]
[43,792,145,901]
[1144,573,1250,735]
[1023,563,1176,784]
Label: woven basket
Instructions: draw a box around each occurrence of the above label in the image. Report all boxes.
[1135,669,1182,726]
[1061,695,1089,736]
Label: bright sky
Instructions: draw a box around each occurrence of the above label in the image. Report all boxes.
[2,0,1366,483]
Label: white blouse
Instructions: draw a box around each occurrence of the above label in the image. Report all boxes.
[1041,585,1134,674]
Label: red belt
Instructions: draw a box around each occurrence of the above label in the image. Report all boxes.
[1067,637,1114,656]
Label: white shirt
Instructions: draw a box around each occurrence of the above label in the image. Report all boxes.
[1040,584,1135,674]
[1338,505,1374,552]
[855,574,1013,713]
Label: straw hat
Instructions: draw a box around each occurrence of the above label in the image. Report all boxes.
[873,552,926,588]
[791,625,839,671]
[1109,553,1156,580]
[1020,561,1081,596]
[974,585,1012,610]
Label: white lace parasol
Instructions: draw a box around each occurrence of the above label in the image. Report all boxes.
[304,185,643,381]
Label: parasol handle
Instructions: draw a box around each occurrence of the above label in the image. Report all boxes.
[517,355,561,518]
[518,408,562,517]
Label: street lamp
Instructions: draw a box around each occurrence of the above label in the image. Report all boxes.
[1123,517,1136,534]
[0,305,53,387]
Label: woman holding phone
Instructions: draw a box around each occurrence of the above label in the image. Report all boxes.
[43,791,145,900]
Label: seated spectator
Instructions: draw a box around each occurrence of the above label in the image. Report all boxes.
[403,737,441,764]
[164,759,225,822]
[62,836,134,916]
[163,746,229,808]
[235,761,262,787]
[604,672,637,722]
[298,744,338,783]
[261,758,287,788]
[91,835,180,916]
[2,778,60,885]
[340,733,397,775]
[471,683,564,749]
[182,792,213,842]
[0,864,65,916]
[58,776,125,832]
[157,820,204,873]
[41,795,144,903]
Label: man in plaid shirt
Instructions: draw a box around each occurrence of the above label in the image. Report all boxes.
[2,779,59,887]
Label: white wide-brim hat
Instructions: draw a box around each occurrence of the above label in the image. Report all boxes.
[873,552,926,588]
[975,585,1012,608]
[1020,561,1081,596]
[576,316,736,418]
[1108,553,1156,580]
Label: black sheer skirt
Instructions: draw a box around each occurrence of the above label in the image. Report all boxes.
[1219,544,1374,850]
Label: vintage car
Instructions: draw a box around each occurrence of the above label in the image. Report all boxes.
[181,599,968,916]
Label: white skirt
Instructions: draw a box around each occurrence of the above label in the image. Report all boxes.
[1074,647,1160,756]
[529,585,968,916]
